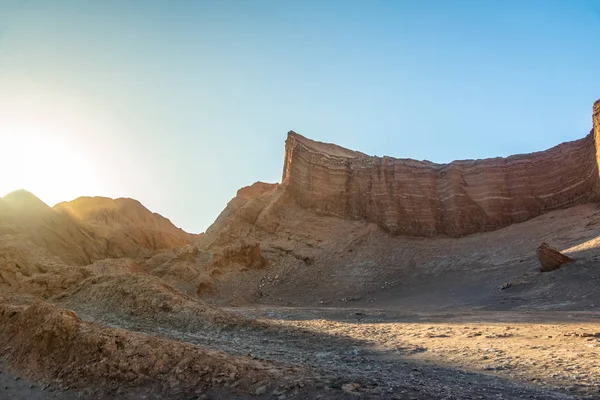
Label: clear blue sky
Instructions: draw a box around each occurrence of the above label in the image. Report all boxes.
[0,0,599,233]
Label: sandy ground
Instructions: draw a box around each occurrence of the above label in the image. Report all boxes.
[4,203,600,399]
[230,307,600,399]
[2,302,599,399]
[45,303,594,400]
[0,363,79,400]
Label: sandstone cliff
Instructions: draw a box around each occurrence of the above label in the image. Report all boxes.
[148,99,600,303]
[282,101,600,236]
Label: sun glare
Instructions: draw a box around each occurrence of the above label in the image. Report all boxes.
[0,119,100,207]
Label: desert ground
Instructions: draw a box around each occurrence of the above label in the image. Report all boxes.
[4,303,599,399]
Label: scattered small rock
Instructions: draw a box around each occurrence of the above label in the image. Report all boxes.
[342,382,361,393]
[255,385,267,395]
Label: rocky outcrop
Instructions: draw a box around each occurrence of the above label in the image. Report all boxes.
[204,182,282,245]
[594,99,600,172]
[211,242,266,270]
[282,100,600,236]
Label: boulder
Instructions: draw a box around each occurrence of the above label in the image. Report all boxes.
[536,242,573,272]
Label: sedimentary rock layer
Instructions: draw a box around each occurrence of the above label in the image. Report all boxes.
[282,100,600,237]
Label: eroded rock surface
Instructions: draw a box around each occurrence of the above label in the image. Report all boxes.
[282,101,600,236]
[0,295,309,398]
[283,131,599,236]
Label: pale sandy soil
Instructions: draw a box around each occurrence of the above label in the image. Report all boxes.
[232,307,600,399]
[0,362,78,400]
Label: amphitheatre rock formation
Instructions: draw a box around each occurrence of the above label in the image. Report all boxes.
[1,99,600,399]
[283,101,600,236]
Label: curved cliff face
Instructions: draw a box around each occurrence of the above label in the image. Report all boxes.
[282,103,600,237]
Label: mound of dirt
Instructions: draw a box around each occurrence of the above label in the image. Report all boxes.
[54,274,249,330]
[0,295,311,398]
[0,234,92,298]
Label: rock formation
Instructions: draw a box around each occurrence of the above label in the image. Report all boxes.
[204,182,282,245]
[536,242,573,272]
[0,190,197,295]
[0,295,308,398]
[283,132,599,237]
[54,196,197,257]
[281,100,600,237]
[3,100,600,400]
[0,190,107,265]
[594,99,600,170]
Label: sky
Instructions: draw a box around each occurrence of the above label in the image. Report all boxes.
[0,0,599,233]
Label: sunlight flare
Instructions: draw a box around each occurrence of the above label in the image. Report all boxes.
[0,115,101,206]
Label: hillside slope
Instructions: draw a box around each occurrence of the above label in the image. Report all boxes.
[155,99,600,310]
[54,196,197,257]
[0,191,197,296]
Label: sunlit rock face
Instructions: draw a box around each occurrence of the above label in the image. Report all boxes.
[282,101,600,237]
[53,196,198,257]
[0,191,197,267]
[594,99,600,173]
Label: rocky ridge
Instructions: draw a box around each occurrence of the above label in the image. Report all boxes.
[161,99,600,307]
[282,101,600,236]
[0,191,198,296]
[54,196,197,257]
